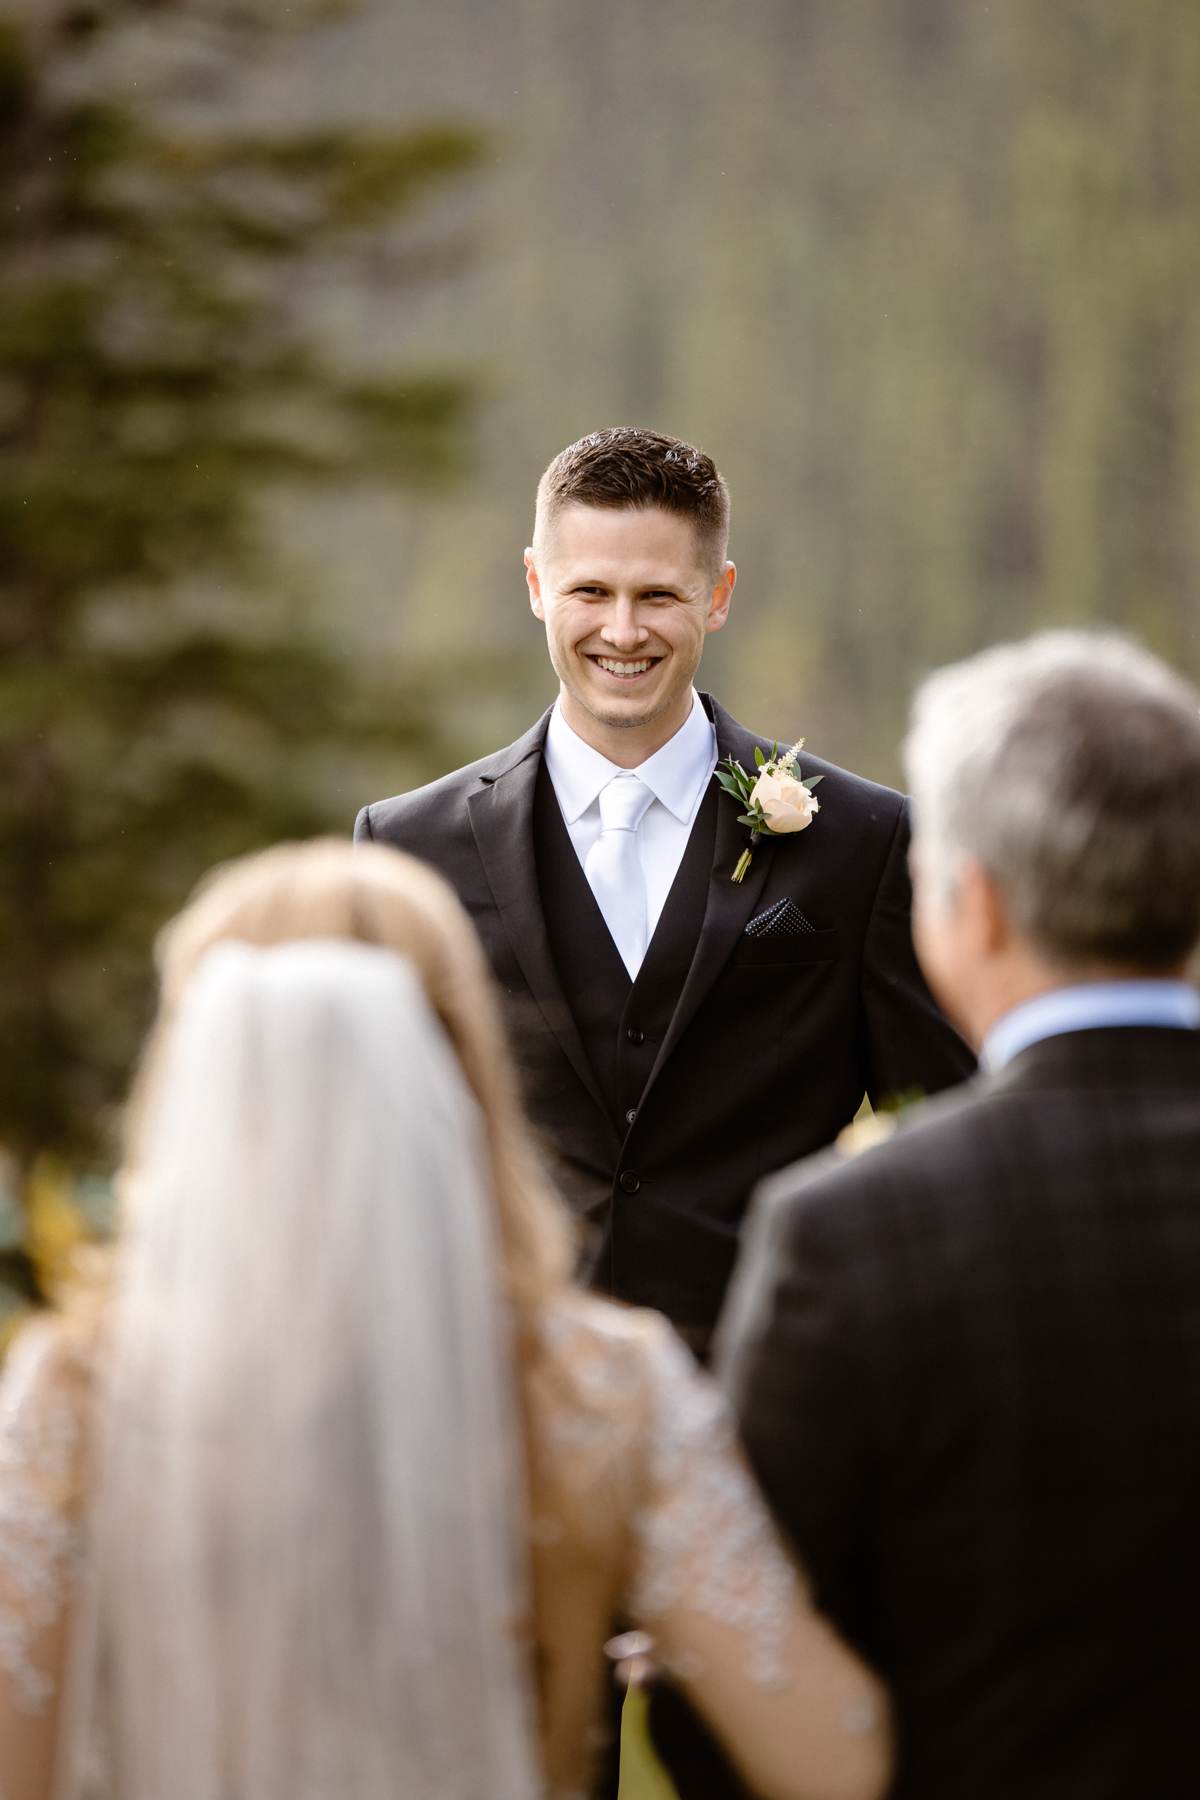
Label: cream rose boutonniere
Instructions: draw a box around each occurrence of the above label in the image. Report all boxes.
[714,738,823,883]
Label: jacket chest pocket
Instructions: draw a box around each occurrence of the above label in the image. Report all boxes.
[731,926,841,968]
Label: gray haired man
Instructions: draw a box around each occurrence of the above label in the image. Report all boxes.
[716,632,1200,1800]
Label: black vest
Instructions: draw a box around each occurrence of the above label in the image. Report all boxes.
[533,760,718,1131]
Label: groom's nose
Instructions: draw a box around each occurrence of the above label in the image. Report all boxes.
[600,598,649,651]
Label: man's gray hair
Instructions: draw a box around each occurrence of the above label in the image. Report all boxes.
[904,631,1200,970]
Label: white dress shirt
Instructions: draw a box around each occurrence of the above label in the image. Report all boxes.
[542,690,718,955]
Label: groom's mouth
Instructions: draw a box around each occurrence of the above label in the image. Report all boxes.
[587,655,663,682]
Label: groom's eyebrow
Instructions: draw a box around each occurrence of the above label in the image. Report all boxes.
[555,557,695,597]
[563,574,685,593]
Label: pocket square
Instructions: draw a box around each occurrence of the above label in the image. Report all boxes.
[744,898,819,942]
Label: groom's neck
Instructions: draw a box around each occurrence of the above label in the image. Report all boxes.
[556,691,694,768]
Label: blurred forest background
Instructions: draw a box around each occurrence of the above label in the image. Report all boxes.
[2,0,1198,1322]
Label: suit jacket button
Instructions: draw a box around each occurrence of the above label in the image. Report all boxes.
[618,1170,641,1195]
[625,1108,637,1125]
[626,1025,644,1045]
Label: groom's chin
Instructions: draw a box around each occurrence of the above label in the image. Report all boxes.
[583,677,678,729]
[590,698,668,731]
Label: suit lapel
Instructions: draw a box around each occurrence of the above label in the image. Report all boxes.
[640,697,776,1102]
[466,713,609,1117]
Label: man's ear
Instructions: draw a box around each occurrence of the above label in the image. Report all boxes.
[524,546,545,621]
[961,857,1011,958]
[706,561,736,635]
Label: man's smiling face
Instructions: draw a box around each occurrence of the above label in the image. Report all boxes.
[525,503,735,765]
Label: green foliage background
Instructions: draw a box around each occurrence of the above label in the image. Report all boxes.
[2,0,1199,1183]
[1,0,481,1172]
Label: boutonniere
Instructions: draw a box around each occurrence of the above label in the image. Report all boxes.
[714,738,823,883]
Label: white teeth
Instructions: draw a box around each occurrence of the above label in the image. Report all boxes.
[596,658,653,676]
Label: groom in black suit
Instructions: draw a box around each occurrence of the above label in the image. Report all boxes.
[356,427,971,1351]
[718,631,1200,1797]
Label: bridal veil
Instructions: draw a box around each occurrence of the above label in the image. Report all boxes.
[56,940,541,1799]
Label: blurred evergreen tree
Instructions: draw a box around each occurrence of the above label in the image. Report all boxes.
[0,1,482,1167]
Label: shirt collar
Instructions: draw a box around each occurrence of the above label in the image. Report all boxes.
[543,690,717,825]
[982,980,1200,1072]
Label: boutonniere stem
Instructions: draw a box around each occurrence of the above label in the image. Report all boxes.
[731,839,758,884]
[714,738,823,884]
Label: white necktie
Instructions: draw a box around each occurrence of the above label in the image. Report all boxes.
[584,774,655,978]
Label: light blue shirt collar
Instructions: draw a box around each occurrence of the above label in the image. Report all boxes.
[543,689,716,825]
[982,980,1200,1072]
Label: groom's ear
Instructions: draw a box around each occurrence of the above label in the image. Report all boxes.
[525,546,546,620]
[706,561,736,634]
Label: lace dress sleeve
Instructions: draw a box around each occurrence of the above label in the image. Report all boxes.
[0,1319,89,1800]
[625,1319,891,1800]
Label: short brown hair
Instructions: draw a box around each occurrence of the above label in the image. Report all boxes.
[534,427,730,569]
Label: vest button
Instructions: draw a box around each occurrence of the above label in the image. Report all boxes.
[618,1170,641,1195]
[625,1108,637,1125]
[626,1025,644,1045]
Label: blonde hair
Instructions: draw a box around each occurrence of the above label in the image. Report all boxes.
[127,838,573,1321]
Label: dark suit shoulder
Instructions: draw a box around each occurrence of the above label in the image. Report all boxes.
[712,705,911,939]
[754,1074,1007,1246]
[355,714,548,848]
[357,750,503,843]
[792,751,904,820]
[750,1037,1200,1350]
[710,697,906,841]
[789,753,908,874]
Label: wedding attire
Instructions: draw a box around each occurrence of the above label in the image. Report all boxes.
[355,691,974,1353]
[717,984,1200,1799]
[0,940,888,1800]
[0,1292,886,1800]
[581,775,656,976]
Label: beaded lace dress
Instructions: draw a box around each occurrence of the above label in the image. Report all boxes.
[0,1299,884,1800]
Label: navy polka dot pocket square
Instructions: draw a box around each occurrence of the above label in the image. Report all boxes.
[744,898,820,942]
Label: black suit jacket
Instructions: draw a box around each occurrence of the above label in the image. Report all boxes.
[355,694,972,1346]
[718,1024,1200,1799]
